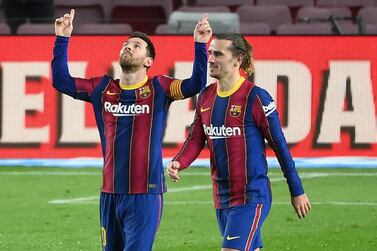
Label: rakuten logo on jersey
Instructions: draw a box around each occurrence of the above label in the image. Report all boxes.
[262,101,276,117]
[203,124,241,139]
[104,102,150,116]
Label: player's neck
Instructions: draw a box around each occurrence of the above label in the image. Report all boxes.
[217,72,241,93]
[119,70,147,86]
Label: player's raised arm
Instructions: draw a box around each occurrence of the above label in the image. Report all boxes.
[52,9,76,98]
[157,13,211,100]
[55,9,75,37]
[52,8,99,101]
[193,13,212,43]
[169,14,212,99]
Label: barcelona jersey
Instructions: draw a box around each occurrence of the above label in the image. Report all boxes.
[52,36,207,194]
[174,77,304,209]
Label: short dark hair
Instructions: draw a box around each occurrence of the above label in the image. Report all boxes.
[129,31,156,60]
[214,33,254,76]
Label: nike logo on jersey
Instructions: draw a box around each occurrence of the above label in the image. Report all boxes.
[106,90,117,96]
[262,101,276,117]
[104,102,150,116]
[200,107,211,112]
[226,235,240,241]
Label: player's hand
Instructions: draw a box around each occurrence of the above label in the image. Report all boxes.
[193,13,212,43]
[55,9,75,37]
[166,161,181,182]
[291,193,311,219]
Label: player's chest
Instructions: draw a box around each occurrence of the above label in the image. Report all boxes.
[200,96,249,127]
[98,83,160,119]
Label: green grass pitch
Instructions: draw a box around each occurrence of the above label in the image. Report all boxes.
[0,166,376,250]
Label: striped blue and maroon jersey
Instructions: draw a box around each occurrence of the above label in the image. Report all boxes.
[174,77,304,209]
[52,36,207,194]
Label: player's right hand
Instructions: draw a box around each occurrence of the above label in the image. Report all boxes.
[166,161,181,182]
[55,9,75,37]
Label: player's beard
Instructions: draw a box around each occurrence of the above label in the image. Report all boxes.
[209,63,221,80]
[119,54,144,73]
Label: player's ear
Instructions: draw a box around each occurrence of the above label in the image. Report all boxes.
[236,55,243,66]
[233,55,243,67]
[144,57,153,68]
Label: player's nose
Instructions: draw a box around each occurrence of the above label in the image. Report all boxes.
[208,54,215,63]
[123,44,132,52]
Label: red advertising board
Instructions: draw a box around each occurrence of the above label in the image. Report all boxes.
[0,35,376,159]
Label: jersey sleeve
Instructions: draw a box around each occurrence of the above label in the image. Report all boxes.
[252,87,304,197]
[173,93,207,169]
[157,42,207,100]
[51,36,102,102]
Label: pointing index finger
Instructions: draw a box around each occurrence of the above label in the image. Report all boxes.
[69,9,75,22]
[202,13,208,22]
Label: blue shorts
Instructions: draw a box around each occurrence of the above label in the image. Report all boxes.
[100,192,163,251]
[216,203,271,251]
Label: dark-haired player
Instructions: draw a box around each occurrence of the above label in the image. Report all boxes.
[52,9,212,251]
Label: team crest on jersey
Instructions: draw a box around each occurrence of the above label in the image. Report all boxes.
[139,86,151,98]
[229,105,242,117]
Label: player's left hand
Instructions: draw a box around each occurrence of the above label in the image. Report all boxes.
[193,13,212,43]
[55,9,75,37]
[291,193,311,219]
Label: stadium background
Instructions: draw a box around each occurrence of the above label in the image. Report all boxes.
[0,0,376,167]
[0,35,376,167]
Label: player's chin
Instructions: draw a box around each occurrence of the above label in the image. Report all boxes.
[209,71,220,79]
[120,60,137,68]
[119,57,127,66]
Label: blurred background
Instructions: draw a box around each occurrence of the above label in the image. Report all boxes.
[2,0,377,35]
[0,0,376,166]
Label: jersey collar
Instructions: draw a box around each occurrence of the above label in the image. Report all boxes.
[120,76,148,90]
[217,76,245,97]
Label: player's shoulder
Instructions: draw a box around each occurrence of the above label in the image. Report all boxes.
[88,75,111,87]
[198,82,216,99]
[156,74,172,80]
[202,82,217,93]
[155,74,175,84]
[251,84,273,101]
[251,84,277,116]
[98,75,111,81]
[153,75,181,92]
